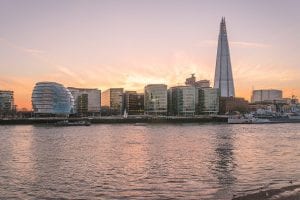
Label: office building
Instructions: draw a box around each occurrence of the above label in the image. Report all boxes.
[101,88,124,115]
[214,17,235,97]
[32,82,74,116]
[68,87,101,115]
[251,89,283,103]
[198,88,220,114]
[144,84,167,115]
[124,91,144,115]
[168,86,196,116]
[0,90,15,116]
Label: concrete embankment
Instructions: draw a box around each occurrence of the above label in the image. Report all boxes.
[0,116,228,125]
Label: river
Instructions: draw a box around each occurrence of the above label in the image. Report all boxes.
[0,123,299,199]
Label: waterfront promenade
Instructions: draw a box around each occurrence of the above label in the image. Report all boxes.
[0,115,228,125]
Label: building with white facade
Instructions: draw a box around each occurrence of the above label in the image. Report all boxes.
[68,87,101,115]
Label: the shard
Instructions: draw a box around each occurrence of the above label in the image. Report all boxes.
[213,17,235,97]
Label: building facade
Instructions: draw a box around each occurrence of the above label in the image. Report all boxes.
[219,97,249,114]
[68,87,101,116]
[198,88,220,114]
[168,86,196,116]
[251,89,283,103]
[0,90,15,116]
[213,17,235,97]
[101,88,124,115]
[144,84,167,115]
[124,91,144,115]
[32,82,74,116]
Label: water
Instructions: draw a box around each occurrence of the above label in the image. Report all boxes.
[0,123,299,199]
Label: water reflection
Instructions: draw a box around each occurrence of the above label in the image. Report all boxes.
[0,124,299,199]
[211,125,236,199]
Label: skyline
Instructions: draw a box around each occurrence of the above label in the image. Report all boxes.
[1,0,300,109]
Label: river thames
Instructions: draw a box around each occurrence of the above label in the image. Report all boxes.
[0,123,299,199]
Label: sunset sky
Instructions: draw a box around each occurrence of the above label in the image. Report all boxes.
[0,0,300,109]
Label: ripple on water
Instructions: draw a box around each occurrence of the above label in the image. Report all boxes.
[0,123,299,199]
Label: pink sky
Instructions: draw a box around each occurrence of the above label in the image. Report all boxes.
[0,0,299,109]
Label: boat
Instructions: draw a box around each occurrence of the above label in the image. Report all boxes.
[55,120,91,126]
[228,114,271,124]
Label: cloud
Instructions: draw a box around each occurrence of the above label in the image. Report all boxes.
[57,66,86,85]
[0,37,45,56]
[200,40,270,48]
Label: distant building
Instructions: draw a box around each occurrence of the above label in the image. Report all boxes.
[251,89,283,103]
[101,88,124,115]
[195,80,210,88]
[168,86,196,116]
[68,87,101,116]
[219,97,249,114]
[124,91,144,115]
[144,84,167,115]
[185,74,196,85]
[0,90,15,116]
[185,74,210,88]
[32,82,74,116]
[213,17,235,97]
[198,88,220,114]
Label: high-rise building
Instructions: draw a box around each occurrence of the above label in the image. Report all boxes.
[251,89,283,103]
[0,90,15,116]
[101,88,124,115]
[213,17,235,97]
[144,84,167,115]
[68,87,101,115]
[32,82,74,116]
[124,91,144,115]
[168,86,196,116]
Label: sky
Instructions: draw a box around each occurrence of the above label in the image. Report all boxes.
[0,0,300,109]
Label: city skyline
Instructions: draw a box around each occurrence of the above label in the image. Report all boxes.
[1,0,300,109]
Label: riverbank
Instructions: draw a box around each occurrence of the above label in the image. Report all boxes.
[0,115,228,125]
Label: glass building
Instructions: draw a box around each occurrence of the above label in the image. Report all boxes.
[101,88,124,115]
[32,82,74,115]
[0,90,15,116]
[198,88,220,114]
[168,86,196,116]
[144,84,167,115]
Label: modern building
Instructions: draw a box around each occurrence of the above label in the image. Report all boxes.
[198,88,220,114]
[0,90,15,116]
[32,82,74,116]
[185,74,210,88]
[68,87,101,116]
[124,91,144,115]
[213,17,235,97]
[144,84,167,115]
[219,97,249,114]
[251,89,283,103]
[101,88,124,115]
[168,86,196,116]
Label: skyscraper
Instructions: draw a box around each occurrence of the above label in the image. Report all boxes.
[214,17,235,97]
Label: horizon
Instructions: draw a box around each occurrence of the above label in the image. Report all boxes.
[1,0,300,109]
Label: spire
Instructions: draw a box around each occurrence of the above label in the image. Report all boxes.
[213,17,235,97]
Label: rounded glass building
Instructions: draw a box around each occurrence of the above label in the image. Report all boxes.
[32,82,74,115]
